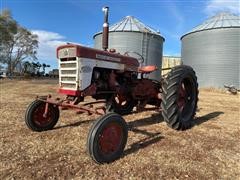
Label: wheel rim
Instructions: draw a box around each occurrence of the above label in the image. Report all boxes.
[177,83,187,112]
[32,103,55,127]
[177,77,196,120]
[114,95,129,108]
[98,122,123,155]
[113,94,134,114]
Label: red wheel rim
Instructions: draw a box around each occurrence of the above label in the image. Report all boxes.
[177,83,187,112]
[32,103,54,127]
[98,123,123,155]
[114,95,128,107]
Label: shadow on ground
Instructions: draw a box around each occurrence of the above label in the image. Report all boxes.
[195,111,224,126]
[124,114,164,157]
[55,112,163,130]
[54,119,95,130]
[46,111,223,159]
[54,112,164,158]
[128,113,163,129]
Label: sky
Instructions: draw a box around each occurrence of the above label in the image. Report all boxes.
[1,0,239,71]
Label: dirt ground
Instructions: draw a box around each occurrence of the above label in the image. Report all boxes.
[0,79,239,179]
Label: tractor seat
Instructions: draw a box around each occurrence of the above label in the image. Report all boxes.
[138,65,158,73]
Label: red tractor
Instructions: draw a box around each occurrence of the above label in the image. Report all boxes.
[25,7,198,164]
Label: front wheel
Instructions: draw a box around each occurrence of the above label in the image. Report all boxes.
[161,65,198,130]
[25,100,60,131]
[87,113,128,164]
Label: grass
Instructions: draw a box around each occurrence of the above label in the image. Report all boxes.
[0,79,239,179]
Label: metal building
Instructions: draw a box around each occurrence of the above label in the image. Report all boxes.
[181,12,240,88]
[94,16,165,80]
[162,56,182,76]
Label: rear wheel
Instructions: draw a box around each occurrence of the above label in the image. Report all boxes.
[161,65,198,130]
[25,100,59,131]
[87,113,128,164]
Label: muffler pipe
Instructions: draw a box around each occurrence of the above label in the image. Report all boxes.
[102,7,109,51]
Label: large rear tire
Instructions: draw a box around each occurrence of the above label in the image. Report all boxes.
[25,100,59,131]
[161,65,198,130]
[87,113,128,164]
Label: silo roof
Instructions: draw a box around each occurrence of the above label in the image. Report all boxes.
[181,12,240,39]
[94,16,163,37]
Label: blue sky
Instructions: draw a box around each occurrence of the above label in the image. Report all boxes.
[1,0,239,71]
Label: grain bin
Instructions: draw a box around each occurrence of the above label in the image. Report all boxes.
[181,12,240,88]
[94,16,165,80]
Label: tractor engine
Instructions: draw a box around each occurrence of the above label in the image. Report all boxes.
[56,44,161,107]
[56,44,140,98]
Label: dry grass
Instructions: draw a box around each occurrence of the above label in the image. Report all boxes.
[0,79,239,179]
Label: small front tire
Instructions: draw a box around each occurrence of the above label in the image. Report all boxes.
[25,100,60,131]
[87,113,128,164]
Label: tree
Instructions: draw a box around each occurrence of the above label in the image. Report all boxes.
[0,9,38,76]
[0,10,17,47]
[42,63,50,75]
[31,62,41,76]
[0,64,4,71]
[22,61,32,74]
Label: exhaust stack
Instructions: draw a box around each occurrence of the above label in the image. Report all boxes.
[102,7,109,51]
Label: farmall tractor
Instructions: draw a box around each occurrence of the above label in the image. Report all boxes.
[25,7,198,164]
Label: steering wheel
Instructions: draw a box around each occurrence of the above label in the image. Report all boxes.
[124,51,144,64]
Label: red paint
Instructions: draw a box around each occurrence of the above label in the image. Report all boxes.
[132,79,159,99]
[33,103,54,127]
[56,44,139,67]
[82,84,97,96]
[58,88,81,96]
[177,83,187,112]
[37,96,105,116]
[108,71,117,90]
[98,122,123,155]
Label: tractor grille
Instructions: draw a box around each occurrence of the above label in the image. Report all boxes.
[61,77,76,81]
[59,59,78,90]
[60,83,76,89]
[61,70,77,74]
[60,62,76,68]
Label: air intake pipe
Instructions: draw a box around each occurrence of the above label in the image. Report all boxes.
[102,7,109,51]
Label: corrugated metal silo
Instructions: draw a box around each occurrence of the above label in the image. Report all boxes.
[94,16,165,80]
[181,12,240,88]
